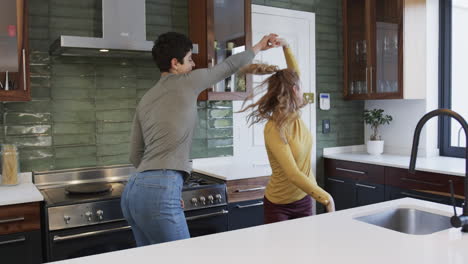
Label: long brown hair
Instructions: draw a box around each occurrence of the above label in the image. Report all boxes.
[238,63,305,142]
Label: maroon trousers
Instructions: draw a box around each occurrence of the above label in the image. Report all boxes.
[263,195,313,224]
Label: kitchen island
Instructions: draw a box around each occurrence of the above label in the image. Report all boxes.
[50,198,468,264]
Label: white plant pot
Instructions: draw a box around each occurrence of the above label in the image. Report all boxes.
[367,140,384,155]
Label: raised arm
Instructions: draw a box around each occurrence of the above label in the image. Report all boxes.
[278,38,300,76]
[183,34,280,95]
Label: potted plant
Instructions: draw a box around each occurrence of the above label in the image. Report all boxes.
[363,109,393,155]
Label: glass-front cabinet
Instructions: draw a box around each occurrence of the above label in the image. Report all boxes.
[0,0,30,101]
[189,0,252,101]
[343,0,403,100]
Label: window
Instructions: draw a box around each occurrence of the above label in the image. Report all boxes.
[439,0,468,158]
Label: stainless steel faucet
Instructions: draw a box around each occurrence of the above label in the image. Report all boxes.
[408,109,468,232]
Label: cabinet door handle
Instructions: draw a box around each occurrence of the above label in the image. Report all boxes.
[336,167,366,175]
[0,236,26,246]
[236,202,264,209]
[327,178,345,183]
[355,183,376,189]
[369,66,373,93]
[400,177,444,187]
[53,226,132,242]
[22,49,26,90]
[400,192,445,203]
[235,186,265,193]
[186,209,229,221]
[0,216,25,224]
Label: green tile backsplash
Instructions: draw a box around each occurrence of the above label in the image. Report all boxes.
[3,0,363,175]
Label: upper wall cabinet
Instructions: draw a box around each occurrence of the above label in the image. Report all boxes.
[189,0,252,101]
[0,0,30,101]
[343,0,404,100]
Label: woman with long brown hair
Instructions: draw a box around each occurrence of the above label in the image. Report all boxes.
[239,39,335,224]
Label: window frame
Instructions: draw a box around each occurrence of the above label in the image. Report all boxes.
[439,0,465,158]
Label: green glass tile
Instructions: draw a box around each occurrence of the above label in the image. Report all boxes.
[95,99,136,111]
[50,17,96,31]
[4,100,51,113]
[190,139,208,159]
[137,79,158,89]
[95,65,137,78]
[6,125,51,136]
[97,122,132,133]
[30,51,50,64]
[29,15,49,28]
[53,100,94,112]
[207,138,233,149]
[193,127,207,140]
[30,76,51,88]
[19,148,54,160]
[55,145,96,159]
[55,156,97,170]
[208,101,232,109]
[97,144,128,156]
[96,110,134,122]
[97,132,130,145]
[209,119,233,129]
[29,28,49,40]
[54,134,95,146]
[29,0,49,16]
[53,123,95,135]
[207,128,233,139]
[5,112,52,125]
[97,154,130,166]
[95,77,138,90]
[53,111,95,123]
[52,64,95,77]
[52,76,94,89]
[265,0,291,9]
[31,87,52,99]
[50,7,97,19]
[21,158,55,172]
[209,109,232,119]
[6,136,52,147]
[50,0,97,9]
[95,88,137,99]
[51,87,95,100]
[30,64,51,76]
[147,15,172,26]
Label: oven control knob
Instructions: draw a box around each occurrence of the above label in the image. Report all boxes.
[215,194,222,203]
[96,210,104,221]
[85,211,93,221]
[207,195,214,204]
[191,197,198,206]
[199,196,206,205]
[64,215,71,224]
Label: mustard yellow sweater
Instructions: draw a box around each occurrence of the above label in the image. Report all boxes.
[264,47,331,206]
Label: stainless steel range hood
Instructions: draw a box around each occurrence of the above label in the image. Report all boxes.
[49,0,153,58]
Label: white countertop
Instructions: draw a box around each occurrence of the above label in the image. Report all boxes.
[193,157,271,181]
[49,198,468,264]
[0,173,43,206]
[323,146,465,177]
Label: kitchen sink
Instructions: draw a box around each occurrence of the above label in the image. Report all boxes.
[354,207,452,235]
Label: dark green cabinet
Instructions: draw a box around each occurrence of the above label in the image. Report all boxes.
[325,158,465,210]
[326,176,356,210]
[228,199,264,231]
[0,230,42,264]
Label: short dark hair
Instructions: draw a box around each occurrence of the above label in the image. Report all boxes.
[152,32,193,72]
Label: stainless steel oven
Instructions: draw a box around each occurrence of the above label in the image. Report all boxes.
[35,166,229,262]
[47,220,135,261]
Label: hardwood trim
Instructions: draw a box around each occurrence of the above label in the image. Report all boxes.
[189,0,209,101]
[0,202,40,235]
[415,189,465,200]
[227,176,269,203]
[384,167,465,196]
[325,158,385,184]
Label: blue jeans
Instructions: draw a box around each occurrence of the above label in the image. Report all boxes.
[121,170,190,246]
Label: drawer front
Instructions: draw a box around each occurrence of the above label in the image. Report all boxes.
[385,167,465,197]
[227,176,269,203]
[228,199,264,231]
[0,203,40,235]
[325,158,384,184]
[0,230,42,264]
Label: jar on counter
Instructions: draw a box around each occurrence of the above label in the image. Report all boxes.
[1,144,19,186]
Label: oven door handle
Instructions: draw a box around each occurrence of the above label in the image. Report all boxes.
[53,226,131,243]
[186,209,229,221]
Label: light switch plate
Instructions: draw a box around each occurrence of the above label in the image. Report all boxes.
[322,119,330,134]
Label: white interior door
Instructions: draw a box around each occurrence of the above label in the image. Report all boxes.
[233,5,317,175]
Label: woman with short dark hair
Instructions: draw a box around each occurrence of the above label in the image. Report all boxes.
[121,31,279,246]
